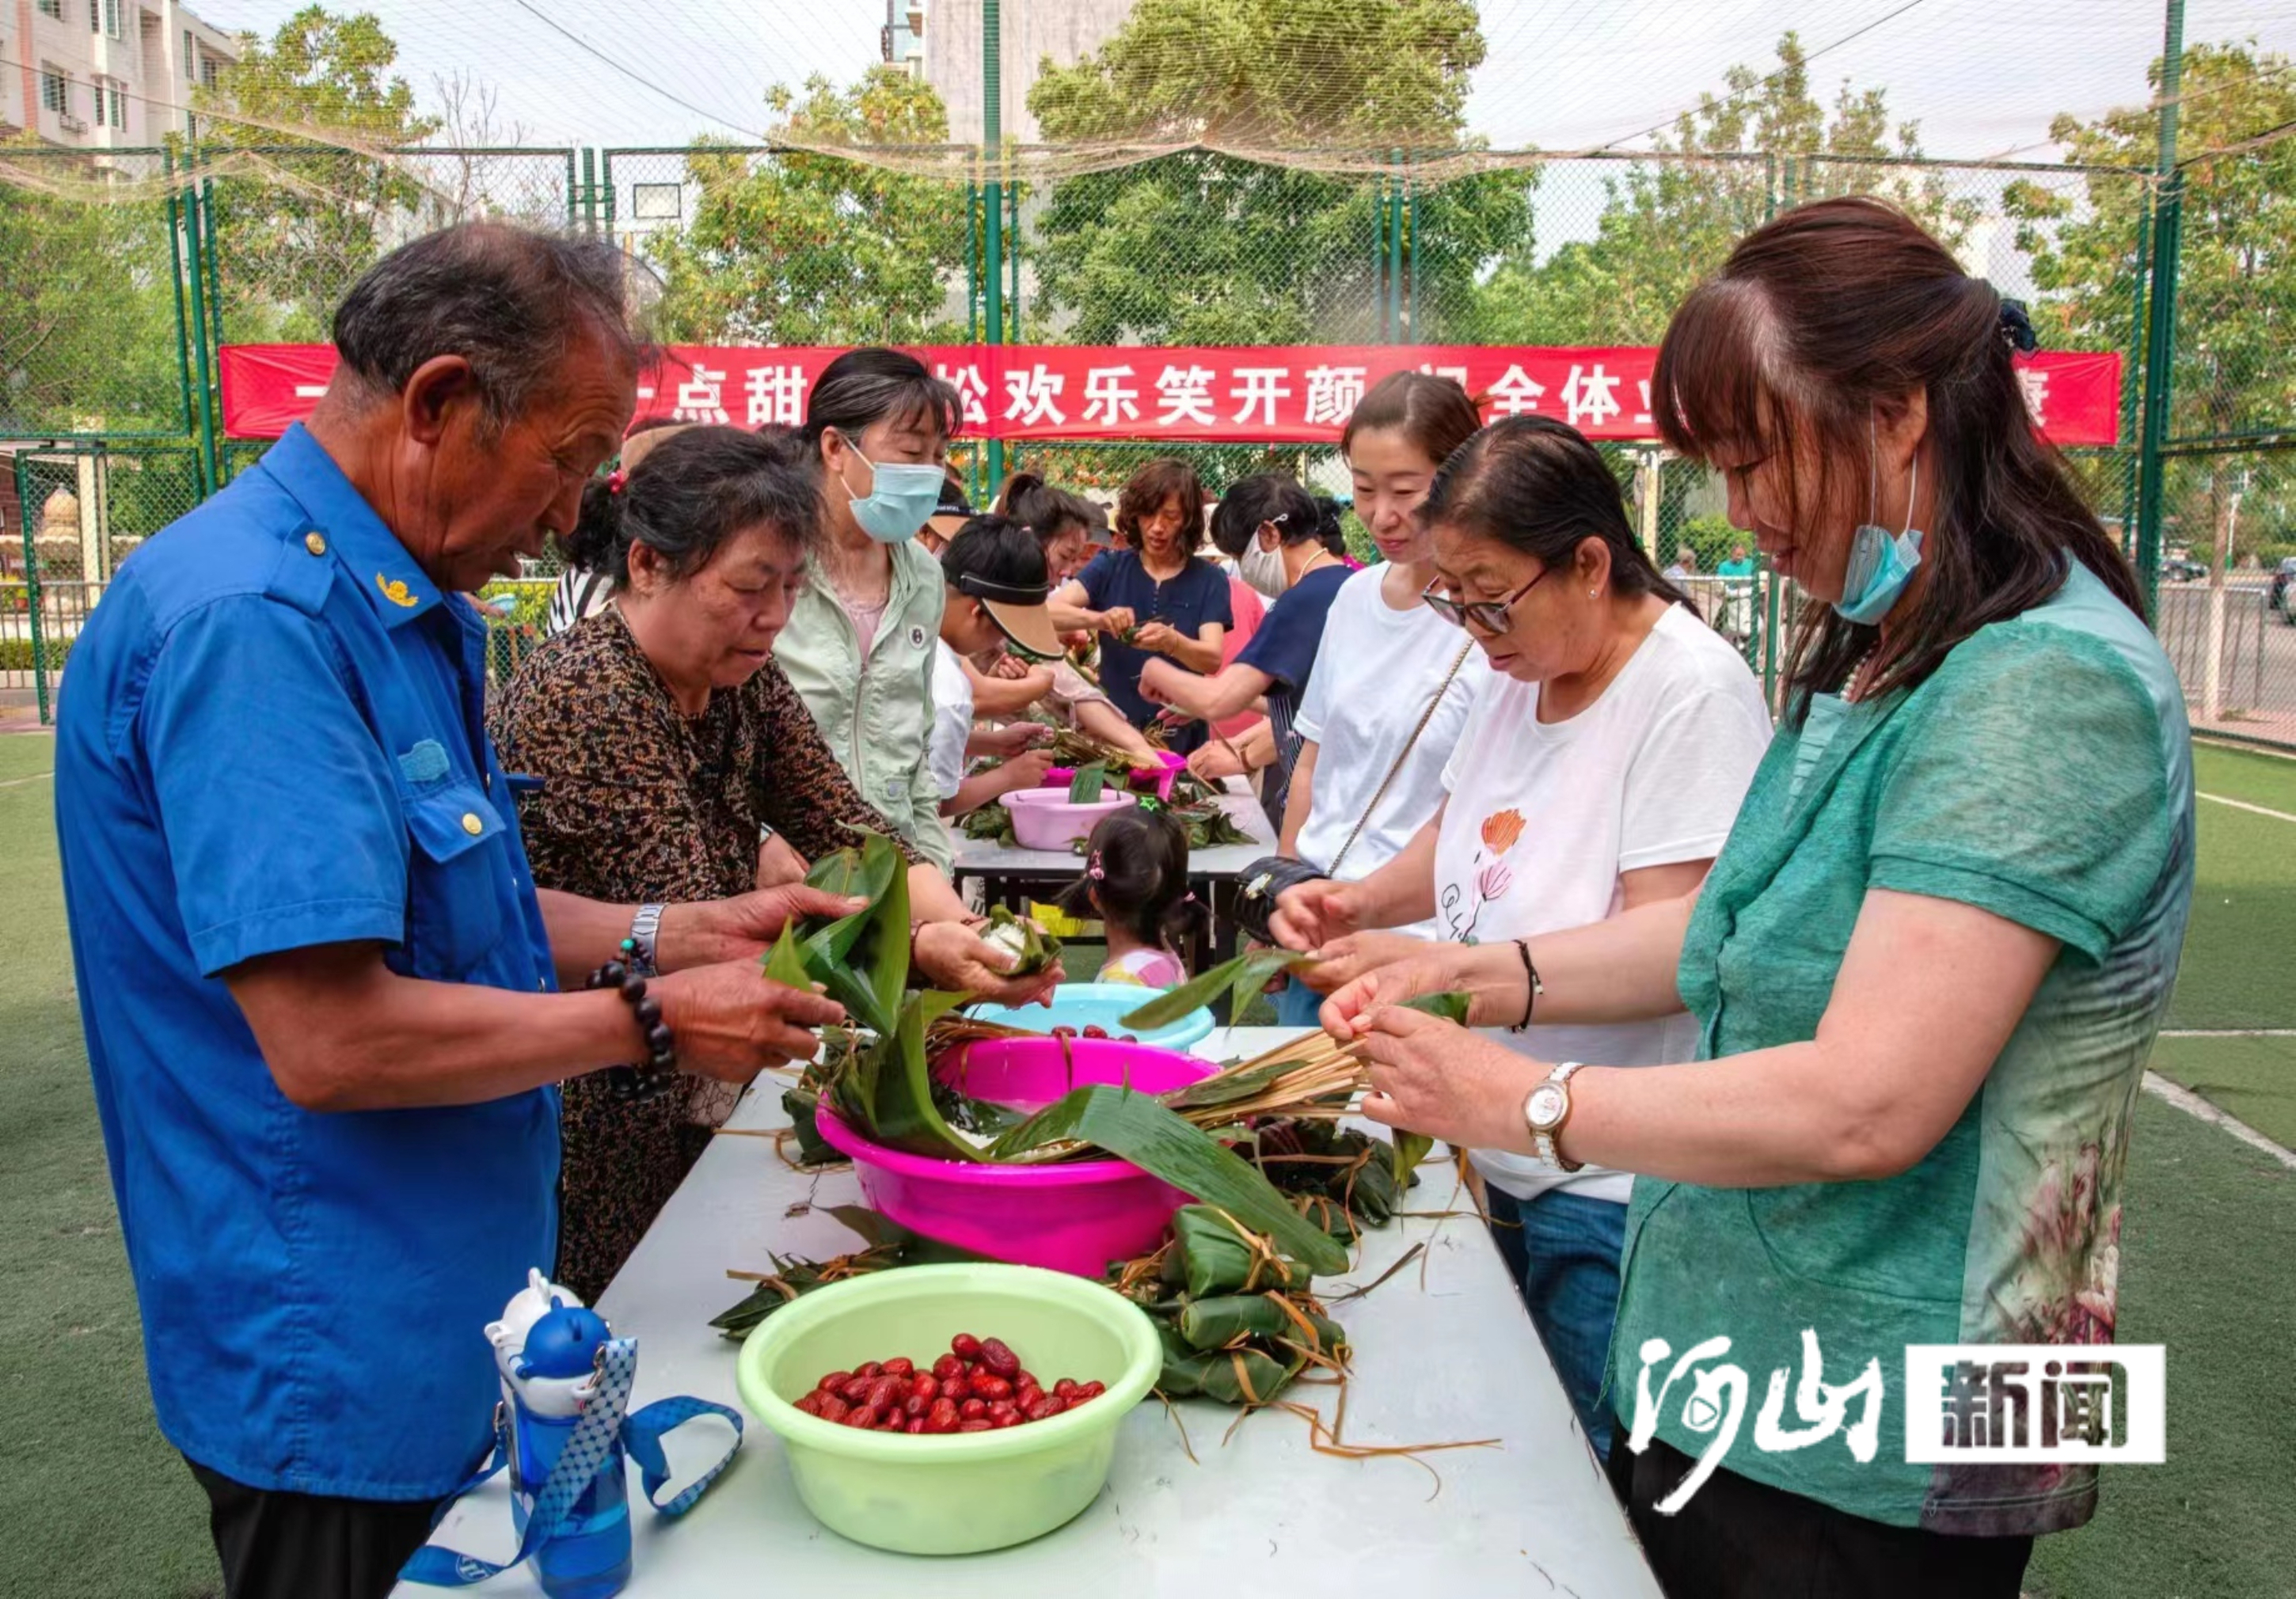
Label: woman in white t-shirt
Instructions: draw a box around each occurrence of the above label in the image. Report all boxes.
[1245,373,1490,1028]
[1271,415,1771,1460]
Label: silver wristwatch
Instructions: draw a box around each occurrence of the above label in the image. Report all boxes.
[1522,1061,1586,1172]
[625,902,666,978]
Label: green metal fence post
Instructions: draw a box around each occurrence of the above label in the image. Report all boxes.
[2119,197,2153,558]
[1405,151,1419,339]
[983,0,1006,487]
[602,150,617,238]
[17,456,51,727]
[966,178,980,344]
[564,148,580,230]
[162,150,203,496]
[182,163,222,499]
[1007,177,1021,341]
[1388,150,1404,343]
[2134,0,2187,619]
[200,177,224,351]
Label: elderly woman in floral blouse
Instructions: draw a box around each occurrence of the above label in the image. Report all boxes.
[493,426,1056,1299]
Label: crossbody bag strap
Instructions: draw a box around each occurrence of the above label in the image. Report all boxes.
[1324,639,1474,880]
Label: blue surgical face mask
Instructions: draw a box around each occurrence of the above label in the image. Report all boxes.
[1833,418,1924,626]
[838,443,945,545]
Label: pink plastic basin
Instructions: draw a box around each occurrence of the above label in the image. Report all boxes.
[1002,785,1135,850]
[812,1037,1215,1277]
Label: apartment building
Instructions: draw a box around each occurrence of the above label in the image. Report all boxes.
[922,0,1135,143]
[1,0,238,148]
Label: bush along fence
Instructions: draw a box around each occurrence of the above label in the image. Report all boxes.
[0,140,2189,735]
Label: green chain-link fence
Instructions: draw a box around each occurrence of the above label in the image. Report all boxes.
[0,139,2173,727]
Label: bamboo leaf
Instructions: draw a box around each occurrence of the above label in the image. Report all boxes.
[1402,991,1473,1026]
[1067,761,1108,803]
[844,989,985,1163]
[1119,947,1308,1031]
[762,922,813,991]
[1164,1057,1296,1110]
[985,1084,1348,1274]
[1391,1131,1435,1186]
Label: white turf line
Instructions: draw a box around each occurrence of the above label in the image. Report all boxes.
[2197,791,2296,826]
[2141,1073,2296,1172]
[0,770,51,790]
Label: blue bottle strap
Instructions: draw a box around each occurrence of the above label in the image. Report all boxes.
[623,1397,744,1517]
[399,1337,640,1589]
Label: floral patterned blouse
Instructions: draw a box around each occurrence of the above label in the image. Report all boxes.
[490,605,920,1300]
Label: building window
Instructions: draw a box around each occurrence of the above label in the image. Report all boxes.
[110,84,127,127]
[40,70,67,115]
[91,78,105,125]
[184,28,194,79]
[36,0,63,18]
[103,0,120,36]
[200,55,217,89]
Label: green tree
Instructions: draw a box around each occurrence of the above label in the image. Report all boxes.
[2005,42,2296,559]
[190,6,442,341]
[645,69,969,345]
[1024,0,1530,344]
[2006,42,2296,438]
[1474,33,1978,344]
[0,139,186,437]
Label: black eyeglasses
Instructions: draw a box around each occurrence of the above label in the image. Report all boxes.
[1420,566,1551,632]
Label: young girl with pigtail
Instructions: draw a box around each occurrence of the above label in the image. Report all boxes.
[1056,807,1205,990]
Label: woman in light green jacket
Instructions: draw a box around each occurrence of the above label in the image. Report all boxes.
[776,349,962,872]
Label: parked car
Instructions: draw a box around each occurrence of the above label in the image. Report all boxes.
[2271,556,2296,619]
[2165,556,2208,583]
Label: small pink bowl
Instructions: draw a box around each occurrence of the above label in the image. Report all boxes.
[1002,785,1135,850]
[812,1038,1215,1277]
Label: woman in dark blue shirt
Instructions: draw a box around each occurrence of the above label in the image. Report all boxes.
[1051,458,1232,754]
[1138,474,1349,828]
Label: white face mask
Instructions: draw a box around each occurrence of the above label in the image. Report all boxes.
[1240,524,1291,598]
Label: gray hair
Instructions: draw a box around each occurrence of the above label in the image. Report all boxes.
[330,222,640,431]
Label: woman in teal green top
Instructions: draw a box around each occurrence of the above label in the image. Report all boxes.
[1311,198,2193,1598]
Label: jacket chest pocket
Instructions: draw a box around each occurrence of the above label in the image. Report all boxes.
[399,781,507,980]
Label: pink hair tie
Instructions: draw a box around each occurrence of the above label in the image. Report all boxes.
[1087,851,1106,882]
[606,469,628,495]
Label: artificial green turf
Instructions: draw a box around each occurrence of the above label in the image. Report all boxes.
[2191,740,2296,815]
[2166,795,2296,1032]
[0,736,220,1599]
[2024,1091,2296,1599]
[2149,1035,2296,1151]
[0,733,56,783]
[5,729,2293,1597]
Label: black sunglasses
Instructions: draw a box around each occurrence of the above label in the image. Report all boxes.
[1420,566,1551,632]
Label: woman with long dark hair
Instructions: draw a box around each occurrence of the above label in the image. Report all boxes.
[1273,413,1773,1459]
[1313,198,2193,1597]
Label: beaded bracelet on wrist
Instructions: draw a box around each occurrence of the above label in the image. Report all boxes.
[587,937,676,1101]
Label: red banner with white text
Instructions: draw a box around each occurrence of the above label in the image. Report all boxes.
[219,344,2125,447]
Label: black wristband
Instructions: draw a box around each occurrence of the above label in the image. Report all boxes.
[589,944,675,1101]
[1511,938,1541,1034]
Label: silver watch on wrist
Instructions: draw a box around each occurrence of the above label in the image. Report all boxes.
[1522,1061,1586,1172]
[625,902,666,978]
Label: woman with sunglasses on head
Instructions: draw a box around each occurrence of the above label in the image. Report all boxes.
[1311,199,2193,1598]
[1269,414,1772,1461]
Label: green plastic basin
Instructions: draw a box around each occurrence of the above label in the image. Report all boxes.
[736,1263,1162,1555]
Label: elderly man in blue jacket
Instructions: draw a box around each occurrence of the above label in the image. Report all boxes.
[55,222,851,1599]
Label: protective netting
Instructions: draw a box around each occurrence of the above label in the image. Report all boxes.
[5,0,2294,731]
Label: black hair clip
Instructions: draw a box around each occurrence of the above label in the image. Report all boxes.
[1998,298,2040,355]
